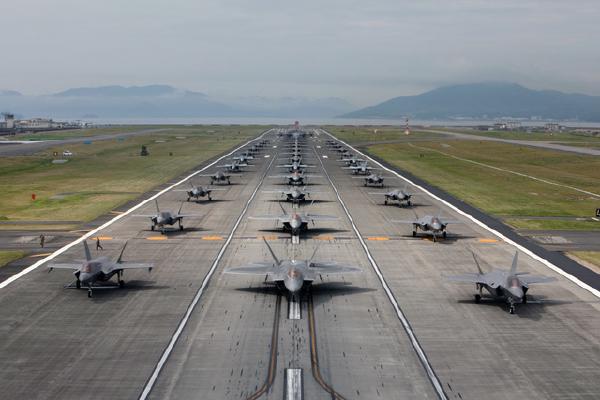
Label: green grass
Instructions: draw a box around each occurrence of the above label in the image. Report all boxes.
[569,251,600,269]
[432,127,600,144]
[324,126,445,144]
[11,126,163,141]
[0,250,26,268]
[506,219,600,231]
[0,126,267,225]
[361,140,600,231]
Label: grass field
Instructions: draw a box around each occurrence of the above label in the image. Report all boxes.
[0,126,266,227]
[357,140,600,231]
[324,126,445,144]
[0,250,26,268]
[10,126,163,141]
[569,251,600,270]
[431,127,600,144]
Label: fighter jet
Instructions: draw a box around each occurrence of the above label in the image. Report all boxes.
[175,181,224,202]
[355,173,385,187]
[48,240,153,298]
[268,171,322,186]
[216,160,250,173]
[198,170,231,185]
[344,161,375,175]
[134,200,201,233]
[392,215,461,242]
[224,239,361,294]
[249,203,337,236]
[262,186,320,204]
[446,252,556,314]
[339,156,365,166]
[277,161,315,172]
[232,153,254,163]
[369,187,415,206]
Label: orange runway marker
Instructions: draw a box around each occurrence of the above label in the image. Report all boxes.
[478,238,499,243]
[29,253,53,258]
[147,236,168,241]
[202,236,224,241]
[258,235,279,240]
[367,236,389,241]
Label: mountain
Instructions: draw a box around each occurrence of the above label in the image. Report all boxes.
[0,90,22,97]
[53,84,205,98]
[341,82,600,121]
[0,85,354,118]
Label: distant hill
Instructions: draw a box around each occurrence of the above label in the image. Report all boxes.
[0,85,354,118]
[53,84,205,98]
[341,82,600,121]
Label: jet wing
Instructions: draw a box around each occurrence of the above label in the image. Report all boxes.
[309,262,362,274]
[301,175,322,178]
[267,175,289,179]
[224,262,276,275]
[390,219,418,224]
[444,273,484,283]
[248,215,286,221]
[131,214,157,218]
[518,275,557,285]
[305,214,338,221]
[104,263,153,273]
[176,214,203,218]
[47,263,81,270]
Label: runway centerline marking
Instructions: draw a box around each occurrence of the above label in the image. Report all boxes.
[139,144,277,400]
[315,143,448,400]
[320,129,600,299]
[0,129,273,290]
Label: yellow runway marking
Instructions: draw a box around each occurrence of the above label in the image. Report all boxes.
[315,235,334,240]
[367,236,389,241]
[147,236,168,241]
[29,253,53,258]
[258,235,278,240]
[92,236,113,241]
[202,236,224,241]
[479,238,499,243]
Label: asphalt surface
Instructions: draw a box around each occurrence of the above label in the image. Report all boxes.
[0,128,166,156]
[0,129,598,400]
[424,129,600,156]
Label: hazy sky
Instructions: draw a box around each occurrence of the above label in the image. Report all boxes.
[1,0,599,106]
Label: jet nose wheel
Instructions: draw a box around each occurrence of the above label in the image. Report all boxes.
[509,305,515,314]
[76,279,81,289]
[474,294,481,303]
[119,280,125,288]
[87,288,92,298]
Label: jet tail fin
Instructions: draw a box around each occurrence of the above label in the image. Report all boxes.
[510,251,519,275]
[262,237,280,265]
[116,240,128,263]
[83,240,92,261]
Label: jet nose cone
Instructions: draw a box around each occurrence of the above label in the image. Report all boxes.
[285,278,303,294]
[432,222,442,231]
[508,286,524,302]
[79,272,93,284]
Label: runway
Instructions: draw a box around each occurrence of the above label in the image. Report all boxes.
[0,128,598,399]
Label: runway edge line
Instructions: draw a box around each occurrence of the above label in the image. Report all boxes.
[0,129,273,290]
[319,129,600,299]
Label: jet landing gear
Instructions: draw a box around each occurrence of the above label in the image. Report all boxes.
[474,294,481,303]
[179,221,184,231]
[87,285,93,298]
[509,304,516,314]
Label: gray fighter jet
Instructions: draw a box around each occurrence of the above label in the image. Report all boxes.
[233,153,254,163]
[134,200,201,233]
[262,186,320,204]
[199,170,231,185]
[392,215,461,242]
[369,187,415,206]
[48,240,153,297]
[277,161,315,172]
[339,156,365,166]
[224,239,361,294]
[344,161,375,175]
[268,171,322,186]
[249,203,337,236]
[175,181,224,202]
[355,173,385,187]
[216,160,250,173]
[446,252,556,314]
